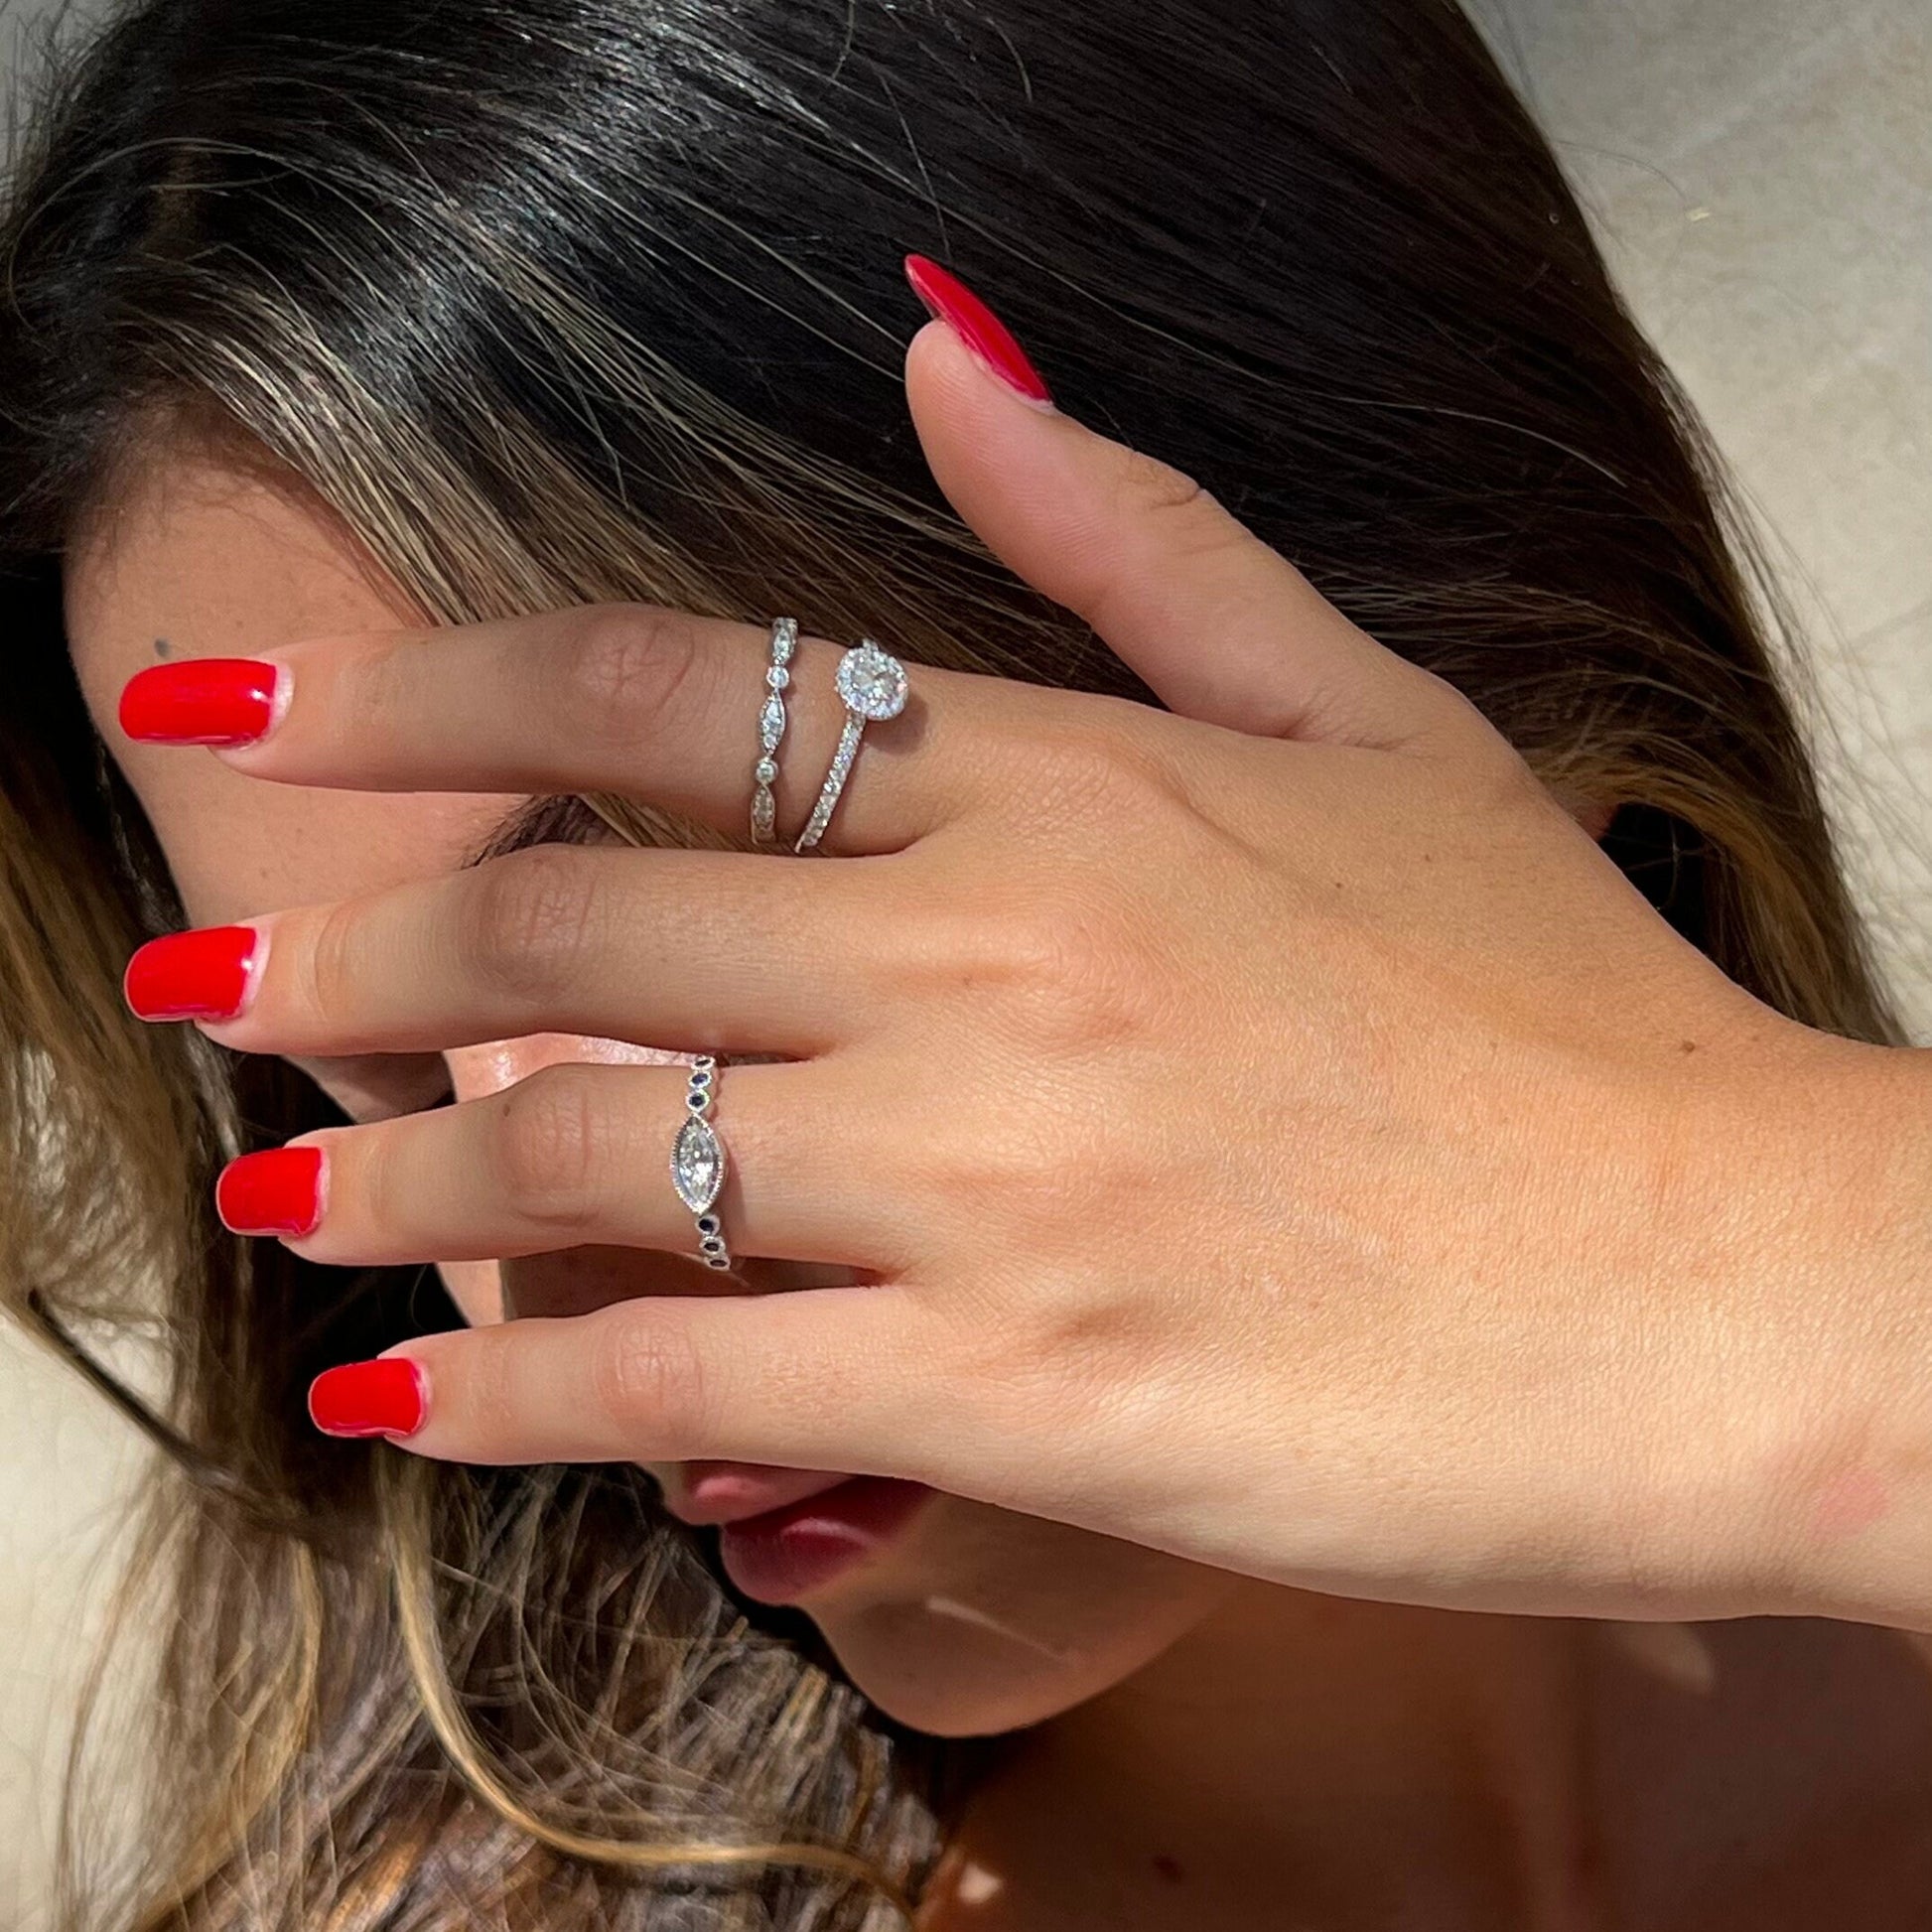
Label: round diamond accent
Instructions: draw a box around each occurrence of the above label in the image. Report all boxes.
[766,665,790,690]
[834,641,908,722]
[755,757,778,784]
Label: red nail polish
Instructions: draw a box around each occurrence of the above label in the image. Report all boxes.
[217,1145,324,1236]
[309,1358,427,1439]
[119,657,284,745]
[903,254,1054,406]
[123,925,259,1020]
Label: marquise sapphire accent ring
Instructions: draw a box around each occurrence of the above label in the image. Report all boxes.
[669,1054,734,1272]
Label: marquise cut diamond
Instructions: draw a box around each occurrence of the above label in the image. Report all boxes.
[671,1115,724,1214]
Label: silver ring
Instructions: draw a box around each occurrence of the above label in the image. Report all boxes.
[670,1054,735,1271]
[793,638,909,854]
[750,616,797,847]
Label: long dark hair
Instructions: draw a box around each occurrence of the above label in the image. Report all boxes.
[0,0,1903,1925]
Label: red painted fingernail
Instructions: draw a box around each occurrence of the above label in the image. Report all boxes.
[216,1145,324,1236]
[903,254,1054,407]
[123,924,259,1020]
[119,657,286,745]
[308,1358,427,1439]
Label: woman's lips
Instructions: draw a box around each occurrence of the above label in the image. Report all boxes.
[668,1461,855,1526]
[715,1476,934,1604]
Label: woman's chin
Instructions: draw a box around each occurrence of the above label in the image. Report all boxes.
[796,1498,1243,1736]
[812,1590,1130,1735]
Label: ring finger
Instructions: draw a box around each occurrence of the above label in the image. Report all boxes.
[218,1054,910,1271]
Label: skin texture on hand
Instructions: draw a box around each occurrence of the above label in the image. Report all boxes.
[1723,1032,1932,1632]
[87,278,1932,1650]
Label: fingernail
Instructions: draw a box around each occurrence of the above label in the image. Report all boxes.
[903,254,1055,408]
[119,657,288,746]
[216,1145,324,1236]
[123,924,260,1021]
[309,1358,427,1439]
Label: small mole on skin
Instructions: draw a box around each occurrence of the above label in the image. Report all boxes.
[1679,1039,1697,1053]
[154,637,172,657]
[1152,1854,1185,1884]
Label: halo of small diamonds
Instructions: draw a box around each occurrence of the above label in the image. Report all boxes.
[795,638,911,853]
[833,639,908,721]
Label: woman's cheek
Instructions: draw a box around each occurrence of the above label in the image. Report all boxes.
[435,1256,505,1326]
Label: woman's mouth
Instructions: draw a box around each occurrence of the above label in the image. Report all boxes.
[669,1460,854,1526]
[709,1475,935,1604]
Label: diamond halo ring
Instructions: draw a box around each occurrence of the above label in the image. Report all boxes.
[793,638,909,854]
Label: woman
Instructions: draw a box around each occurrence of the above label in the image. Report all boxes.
[7,0,1932,1925]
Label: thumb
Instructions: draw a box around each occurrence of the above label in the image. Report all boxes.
[900,253,1478,756]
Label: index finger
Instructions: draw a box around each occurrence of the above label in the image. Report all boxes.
[117,604,1010,856]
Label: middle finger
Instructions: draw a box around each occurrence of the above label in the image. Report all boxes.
[123,841,897,1059]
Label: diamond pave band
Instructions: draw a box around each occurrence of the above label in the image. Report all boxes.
[793,639,909,854]
[670,1055,735,1272]
[750,616,797,847]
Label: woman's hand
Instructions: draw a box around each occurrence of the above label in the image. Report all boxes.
[118,269,1932,1627]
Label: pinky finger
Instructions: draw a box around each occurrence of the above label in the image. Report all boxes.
[308,1283,953,1477]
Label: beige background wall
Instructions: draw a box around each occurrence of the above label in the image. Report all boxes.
[1475,0,1932,1036]
[2,0,1928,1919]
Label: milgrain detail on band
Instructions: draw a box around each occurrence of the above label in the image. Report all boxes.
[794,638,909,854]
[750,616,796,847]
[671,1054,735,1272]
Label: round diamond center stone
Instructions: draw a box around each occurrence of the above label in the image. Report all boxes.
[837,644,908,721]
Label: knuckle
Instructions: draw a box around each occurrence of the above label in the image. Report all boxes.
[982,877,1160,1058]
[1111,443,1212,524]
[300,897,365,1029]
[459,844,605,1006]
[940,1278,1146,1450]
[589,1307,711,1455]
[926,1105,1074,1240]
[490,1062,609,1229]
[1413,669,1526,778]
[1430,714,1544,823]
[1084,449,1240,643]
[1021,711,1198,840]
[1102,450,1240,587]
[561,604,704,750]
